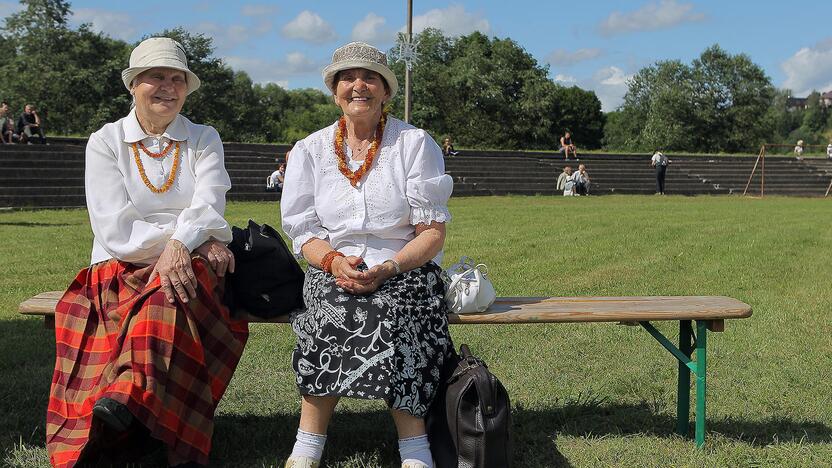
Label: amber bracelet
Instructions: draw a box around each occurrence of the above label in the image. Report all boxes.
[320,251,345,274]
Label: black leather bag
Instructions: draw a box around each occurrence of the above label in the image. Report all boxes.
[225,219,304,318]
[427,344,513,468]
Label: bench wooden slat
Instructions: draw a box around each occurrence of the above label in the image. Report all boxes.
[19,291,751,326]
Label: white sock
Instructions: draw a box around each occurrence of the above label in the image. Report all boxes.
[290,429,327,461]
[399,434,433,467]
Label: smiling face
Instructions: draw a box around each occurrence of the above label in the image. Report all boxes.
[131,67,187,120]
[333,68,390,121]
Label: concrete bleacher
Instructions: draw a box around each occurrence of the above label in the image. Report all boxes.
[1,141,830,209]
[0,141,290,209]
[448,150,832,197]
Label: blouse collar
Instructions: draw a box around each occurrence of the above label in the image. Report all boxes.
[122,108,187,143]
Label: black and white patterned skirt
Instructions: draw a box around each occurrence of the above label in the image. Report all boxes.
[290,261,452,417]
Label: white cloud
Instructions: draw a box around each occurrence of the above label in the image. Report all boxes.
[408,4,490,36]
[282,10,337,44]
[599,0,705,36]
[194,20,272,52]
[572,66,633,112]
[71,8,137,41]
[554,74,577,83]
[547,48,603,67]
[224,52,323,86]
[241,4,279,17]
[596,66,631,86]
[781,38,832,96]
[352,13,396,45]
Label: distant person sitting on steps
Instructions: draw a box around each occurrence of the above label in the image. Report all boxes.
[556,165,575,196]
[651,149,669,195]
[442,137,459,157]
[0,101,19,144]
[572,164,590,195]
[17,103,47,144]
[826,141,832,159]
[559,131,577,160]
[267,162,286,192]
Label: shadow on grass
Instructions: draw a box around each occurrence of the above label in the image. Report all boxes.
[3,315,828,467]
[212,408,571,467]
[0,319,54,455]
[542,400,832,447]
[0,221,80,227]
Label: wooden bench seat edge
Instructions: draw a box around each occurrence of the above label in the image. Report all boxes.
[18,291,752,326]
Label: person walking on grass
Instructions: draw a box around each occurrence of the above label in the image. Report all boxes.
[651,149,669,195]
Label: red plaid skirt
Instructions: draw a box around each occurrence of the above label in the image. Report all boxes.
[46,258,249,467]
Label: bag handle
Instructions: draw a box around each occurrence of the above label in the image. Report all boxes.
[445,261,489,296]
[453,345,498,417]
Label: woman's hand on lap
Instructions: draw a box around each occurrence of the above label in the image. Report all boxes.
[335,260,396,295]
[195,240,235,277]
[149,239,197,304]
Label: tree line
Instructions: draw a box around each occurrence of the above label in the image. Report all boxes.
[2,1,827,152]
[604,45,832,154]
[0,0,604,148]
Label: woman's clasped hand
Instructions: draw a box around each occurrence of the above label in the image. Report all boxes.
[331,255,397,294]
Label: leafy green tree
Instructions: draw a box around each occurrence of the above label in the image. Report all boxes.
[0,0,130,134]
[277,89,341,142]
[801,91,827,134]
[388,28,604,150]
[605,45,775,153]
[690,45,774,152]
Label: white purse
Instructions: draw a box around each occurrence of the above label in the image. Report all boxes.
[443,256,497,314]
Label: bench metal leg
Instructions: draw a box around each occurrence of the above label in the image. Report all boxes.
[639,320,708,448]
[676,320,693,436]
[695,320,708,448]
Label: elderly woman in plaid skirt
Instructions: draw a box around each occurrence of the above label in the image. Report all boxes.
[45,37,248,468]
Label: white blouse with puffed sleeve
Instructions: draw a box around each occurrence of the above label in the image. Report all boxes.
[85,109,232,266]
[280,116,453,268]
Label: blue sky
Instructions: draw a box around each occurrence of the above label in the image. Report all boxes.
[2,0,830,111]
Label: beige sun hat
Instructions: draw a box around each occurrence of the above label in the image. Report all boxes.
[121,37,201,95]
[322,42,398,100]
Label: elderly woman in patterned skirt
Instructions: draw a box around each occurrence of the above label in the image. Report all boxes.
[45,37,248,468]
[280,42,454,468]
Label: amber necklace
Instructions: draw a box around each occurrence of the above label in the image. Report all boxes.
[131,141,181,193]
[137,140,175,159]
[334,113,386,187]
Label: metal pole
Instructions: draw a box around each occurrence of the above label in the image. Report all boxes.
[743,145,764,196]
[404,0,413,123]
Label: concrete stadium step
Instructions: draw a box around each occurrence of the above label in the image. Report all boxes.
[0,168,84,178]
[0,194,86,208]
[0,159,84,168]
[0,186,85,196]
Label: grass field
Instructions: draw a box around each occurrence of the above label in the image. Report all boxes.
[1,195,830,467]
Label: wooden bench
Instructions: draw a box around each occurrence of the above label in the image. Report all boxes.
[20,292,751,448]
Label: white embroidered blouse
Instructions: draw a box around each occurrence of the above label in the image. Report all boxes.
[281,116,453,268]
[85,109,232,266]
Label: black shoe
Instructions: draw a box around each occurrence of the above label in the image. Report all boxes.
[93,397,134,432]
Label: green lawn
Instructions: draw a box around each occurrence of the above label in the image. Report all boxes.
[1,196,830,467]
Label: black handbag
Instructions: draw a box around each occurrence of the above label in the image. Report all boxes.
[427,344,513,468]
[225,219,304,318]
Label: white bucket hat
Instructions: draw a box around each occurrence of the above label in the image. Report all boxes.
[322,42,398,100]
[121,37,201,95]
